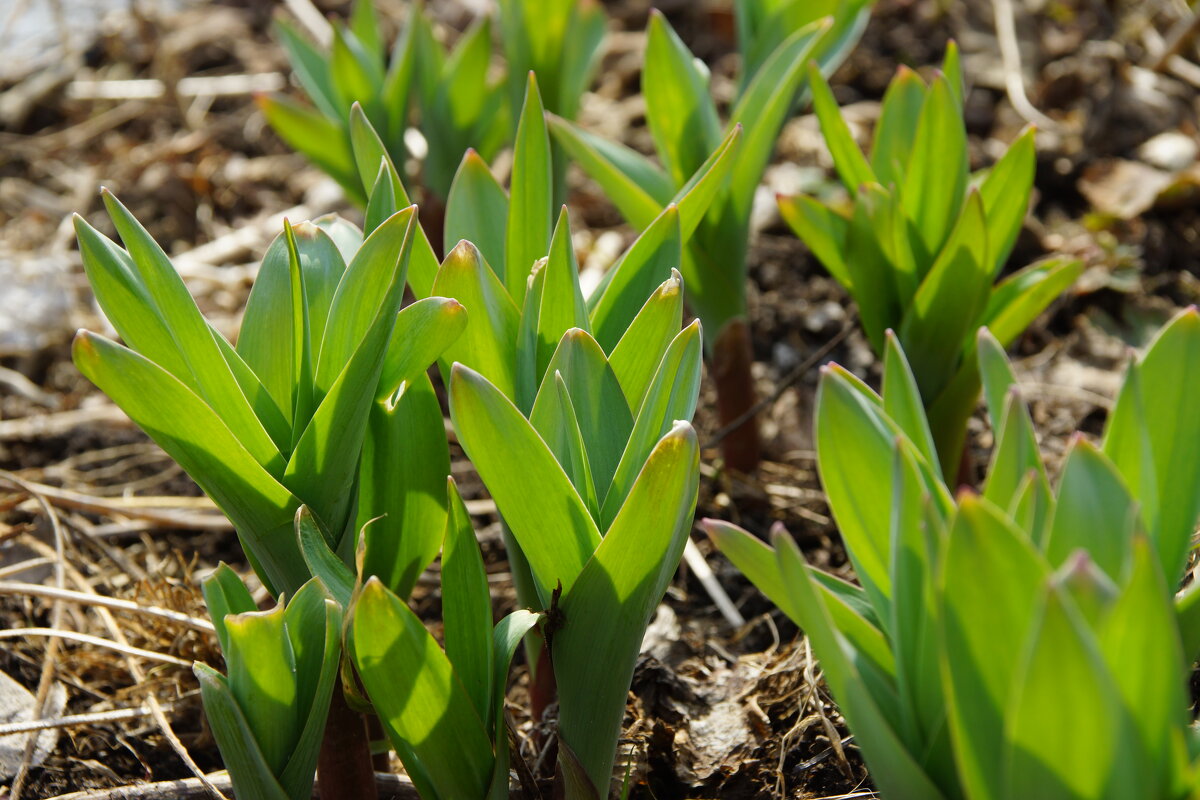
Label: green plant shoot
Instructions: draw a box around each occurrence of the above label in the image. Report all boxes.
[708,308,1200,800]
[778,45,1083,476]
[548,1,871,471]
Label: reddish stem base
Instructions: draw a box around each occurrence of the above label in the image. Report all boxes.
[712,318,762,474]
[317,687,378,800]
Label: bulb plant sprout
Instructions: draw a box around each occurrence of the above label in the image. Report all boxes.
[450,346,701,800]
[346,480,540,800]
[707,309,1200,800]
[71,193,462,600]
[549,1,872,472]
[778,45,1082,477]
[263,0,606,210]
[196,568,343,800]
[349,73,730,722]
[71,192,468,796]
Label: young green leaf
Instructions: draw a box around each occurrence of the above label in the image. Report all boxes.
[441,478,495,722]
[505,73,554,302]
[432,241,521,400]
[643,11,722,185]
[353,578,494,800]
[449,363,601,605]
[553,421,699,795]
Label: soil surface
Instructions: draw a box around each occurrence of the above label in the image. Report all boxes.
[2,0,1199,797]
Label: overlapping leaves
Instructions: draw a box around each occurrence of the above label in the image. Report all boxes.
[778,47,1082,474]
[709,309,1200,800]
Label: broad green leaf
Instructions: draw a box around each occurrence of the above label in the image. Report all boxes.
[286,211,414,539]
[73,332,304,594]
[870,66,926,189]
[671,124,743,242]
[941,41,964,107]
[1003,584,1123,800]
[505,73,554,302]
[353,578,494,800]
[238,222,345,426]
[534,208,592,377]
[377,296,468,403]
[442,478,494,723]
[201,563,256,656]
[329,26,384,118]
[315,207,415,393]
[941,495,1050,800]
[976,327,1019,437]
[705,519,891,671]
[94,194,286,472]
[490,609,541,735]
[772,530,946,800]
[809,61,875,192]
[843,185,901,352]
[515,260,549,414]
[529,329,632,496]
[608,270,684,409]
[882,331,940,478]
[777,194,851,288]
[979,126,1035,277]
[530,374,601,522]
[601,321,702,526]
[554,422,699,794]
[194,665,292,800]
[814,365,896,605]
[358,372,449,600]
[983,257,1082,346]
[210,323,292,456]
[1099,537,1190,799]
[449,364,601,605]
[982,392,1045,516]
[888,443,954,789]
[295,507,354,608]
[348,103,408,209]
[902,75,969,263]
[1044,439,1137,579]
[432,241,521,400]
[555,1,606,120]
[276,592,342,800]
[643,11,722,185]
[445,150,508,272]
[899,190,990,401]
[365,162,398,237]
[380,9,418,151]
[348,0,383,64]
[224,603,298,774]
[1102,307,1200,583]
[587,204,682,352]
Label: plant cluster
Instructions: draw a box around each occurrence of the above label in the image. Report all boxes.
[64,2,1200,800]
[779,46,1082,475]
[709,310,1200,800]
[262,0,604,206]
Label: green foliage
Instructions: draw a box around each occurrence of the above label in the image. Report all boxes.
[708,309,1200,800]
[356,76,734,415]
[265,0,606,203]
[451,360,701,798]
[73,195,462,598]
[352,480,540,800]
[549,1,871,346]
[778,48,1083,474]
[196,570,343,800]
